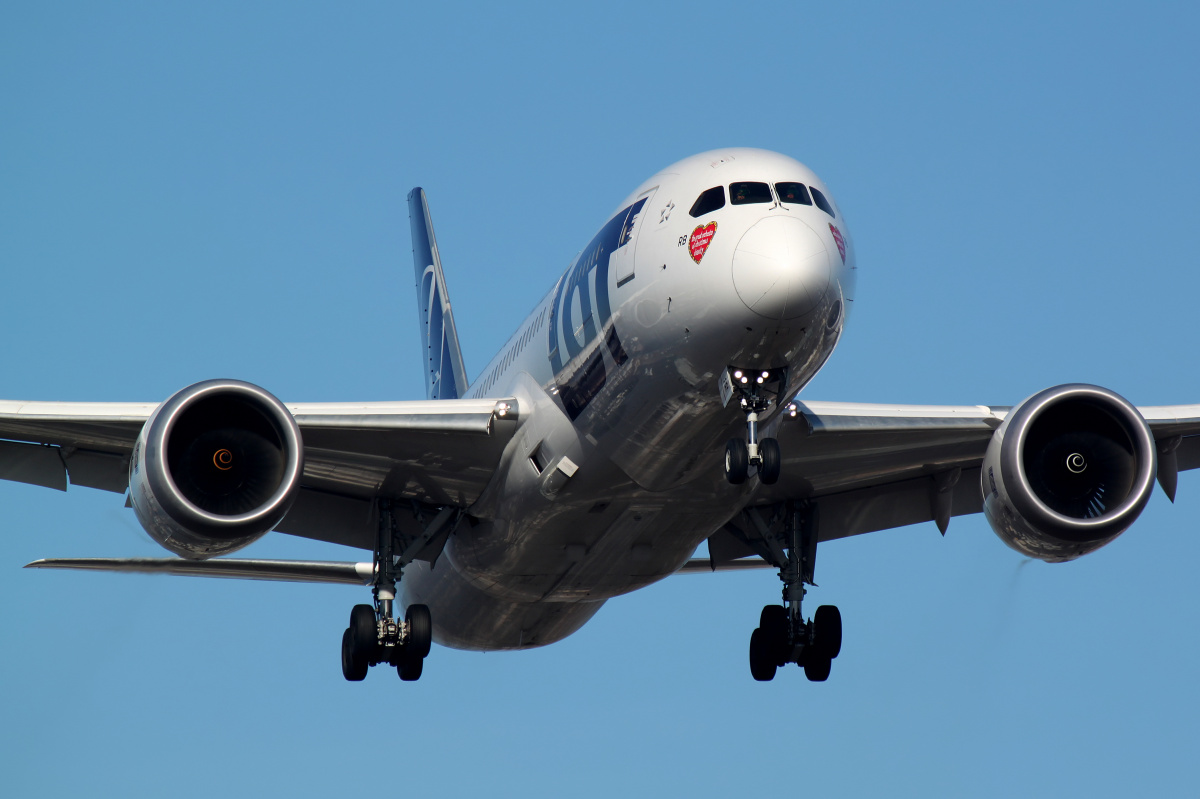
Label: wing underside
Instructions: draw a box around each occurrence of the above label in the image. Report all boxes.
[0,397,520,551]
[745,400,1200,544]
[5,395,1200,568]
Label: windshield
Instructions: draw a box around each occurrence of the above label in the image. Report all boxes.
[729,181,772,205]
[689,186,725,217]
[810,186,836,218]
[775,182,812,205]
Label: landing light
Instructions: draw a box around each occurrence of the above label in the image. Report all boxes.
[761,372,770,379]
[733,370,743,379]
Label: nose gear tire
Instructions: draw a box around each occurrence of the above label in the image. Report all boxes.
[758,438,781,484]
[725,439,749,485]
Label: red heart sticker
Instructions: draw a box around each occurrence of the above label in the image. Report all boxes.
[689,222,717,263]
[829,224,846,264]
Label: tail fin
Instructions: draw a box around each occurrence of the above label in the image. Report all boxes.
[408,188,470,400]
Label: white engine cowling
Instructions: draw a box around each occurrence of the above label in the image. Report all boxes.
[129,379,303,559]
[982,384,1156,562]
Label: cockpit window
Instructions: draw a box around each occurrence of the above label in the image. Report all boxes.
[689,186,725,218]
[729,182,772,205]
[810,186,836,218]
[775,182,812,206]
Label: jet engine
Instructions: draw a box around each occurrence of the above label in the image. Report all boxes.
[982,384,1156,562]
[129,379,303,559]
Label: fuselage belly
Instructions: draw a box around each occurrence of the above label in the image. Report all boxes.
[404,149,857,651]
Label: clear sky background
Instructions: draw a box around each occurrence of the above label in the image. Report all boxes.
[3,2,1199,796]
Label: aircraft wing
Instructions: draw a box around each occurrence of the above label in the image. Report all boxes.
[749,400,1200,544]
[0,397,519,551]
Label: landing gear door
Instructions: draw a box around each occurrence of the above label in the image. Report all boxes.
[610,187,657,289]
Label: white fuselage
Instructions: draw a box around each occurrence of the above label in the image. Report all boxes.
[403,149,857,650]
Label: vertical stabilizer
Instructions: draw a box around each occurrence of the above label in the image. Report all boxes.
[408,188,470,400]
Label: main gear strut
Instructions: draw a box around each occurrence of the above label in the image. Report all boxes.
[747,502,842,681]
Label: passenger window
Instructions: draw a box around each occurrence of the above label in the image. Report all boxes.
[689,186,725,218]
[810,187,836,218]
[775,182,812,206]
[729,182,772,205]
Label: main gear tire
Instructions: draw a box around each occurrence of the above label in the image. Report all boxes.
[759,438,781,484]
[398,650,424,682]
[759,605,790,665]
[804,653,832,682]
[349,604,377,661]
[341,628,368,681]
[813,605,842,659]
[749,628,778,681]
[406,604,433,658]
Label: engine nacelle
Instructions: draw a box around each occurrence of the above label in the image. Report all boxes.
[982,384,1156,562]
[129,379,303,559]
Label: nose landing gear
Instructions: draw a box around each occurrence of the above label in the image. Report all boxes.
[721,367,785,485]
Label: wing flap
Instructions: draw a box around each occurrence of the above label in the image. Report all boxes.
[675,557,774,574]
[273,488,375,550]
[813,466,984,542]
[0,440,66,491]
[63,449,130,493]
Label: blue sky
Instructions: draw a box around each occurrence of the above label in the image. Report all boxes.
[3,2,1199,796]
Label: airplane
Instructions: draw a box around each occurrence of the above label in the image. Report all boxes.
[5,147,1199,683]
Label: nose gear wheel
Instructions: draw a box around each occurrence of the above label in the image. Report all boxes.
[721,367,785,485]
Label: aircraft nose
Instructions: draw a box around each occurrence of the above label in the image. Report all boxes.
[731,216,832,320]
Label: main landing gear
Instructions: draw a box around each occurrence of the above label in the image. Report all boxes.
[341,499,433,682]
[722,367,783,485]
[750,601,842,682]
[743,502,842,682]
